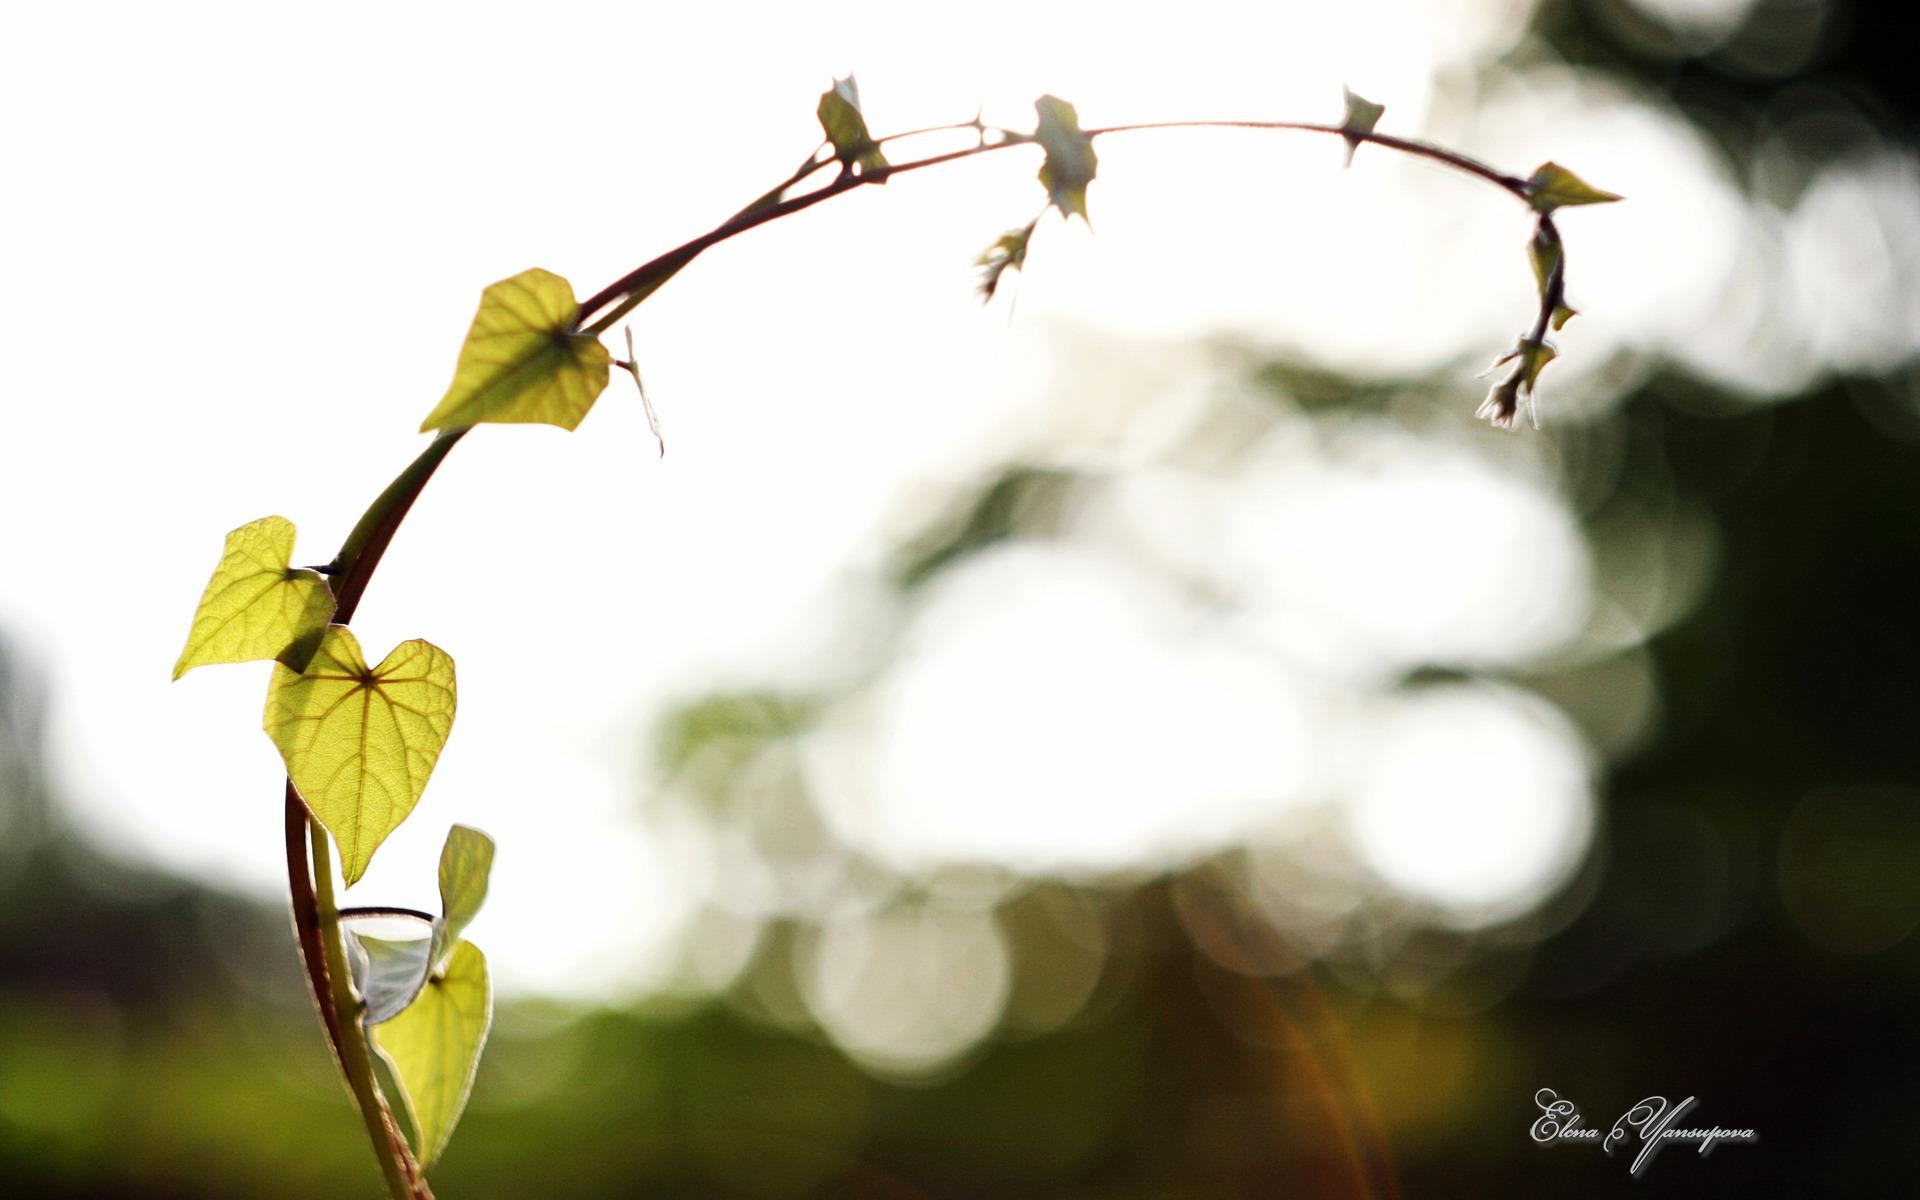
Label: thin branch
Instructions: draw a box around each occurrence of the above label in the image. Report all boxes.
[284,102,1565,1195]
[1086,120,1529,196]
[1526,213,1566,352]
[875,118,1005,146]
[574,118,1534,334]
[286,784,343,1055]
[311,823,435,1198]
[284,430,468,1198]
[328,429,468,622]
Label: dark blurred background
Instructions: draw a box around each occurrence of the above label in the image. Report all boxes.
[6,0,1920,1196]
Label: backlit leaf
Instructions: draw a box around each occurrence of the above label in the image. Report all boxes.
[1480,338,1559,430]
[1488,338,1559,393]
[349,826,493,1019]
[419,268,612,432]
[374,940,491,1167]
[1033,95,1097,222]
[369,1043,420,1155]
[173,516,334,679]
[976,219,1038,302]
[1340,87,1385,166]
[264,627,456,885]
[1524,162,1623,213]
[431,824,494,967]
[1527,228,1562,295]
[817,74,887,176]
[1519,339,1558,392]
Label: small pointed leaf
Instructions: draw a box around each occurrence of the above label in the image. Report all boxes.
[1551,303,1578,330]
[419,268,612,432]
[1519,340,1559,392]
[1524,162,1623,213]
[1527,229,1562,295]
[1033,95,1097,223]
[264,628,457,885]
[816,75,887,176]
[432,825,495,967]
[976,219,1037,302]
[173,517,335,679]
[374,940,492,1167]
[1340,87,1385,166]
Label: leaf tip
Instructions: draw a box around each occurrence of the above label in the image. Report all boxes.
[1524,161,1624,212]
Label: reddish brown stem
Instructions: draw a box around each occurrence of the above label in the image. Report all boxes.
[280,105,1555,1197]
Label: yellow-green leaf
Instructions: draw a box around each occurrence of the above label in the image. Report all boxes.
[1519,339,1558,392]
[173,517,335,680]
[1033,95,1097,223]
[431,824,494,967]
[264,627,456,885]
[1489,338,1559,394]
[1525,162,1623,213]
[418,268,612,433]
[817,74,887,176]
[1340,86,1385,166]
[976,218,1038,303]
[1527,228,1562,295]
[374,940,491,1167]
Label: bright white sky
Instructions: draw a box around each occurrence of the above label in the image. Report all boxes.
[2,0,1912,1009]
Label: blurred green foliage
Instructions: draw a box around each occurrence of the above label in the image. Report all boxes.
[7,3,1920,1196]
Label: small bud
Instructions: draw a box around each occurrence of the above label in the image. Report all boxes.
[1340,87,1386,167]
[1524,162,1623,213]
[1476,373,1523,430]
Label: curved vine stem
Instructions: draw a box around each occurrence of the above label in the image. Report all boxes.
[312,823,434,1198]
[283,109,1561,1197]
[285,430,466,1198]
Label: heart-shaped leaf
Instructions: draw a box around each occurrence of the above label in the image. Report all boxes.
[264,628,457,885]
[173,516,335,679]
[1524,162,1623,213]
[1340,86,1385,166]
[431,824,495,967]
[373,940,492,1167]
[1033,95,1097,223]
[419,268,612,432]
[817,74,887,176]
